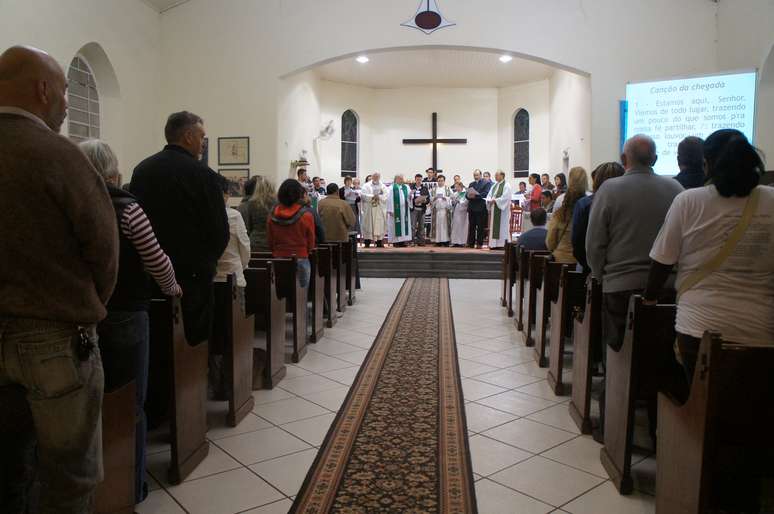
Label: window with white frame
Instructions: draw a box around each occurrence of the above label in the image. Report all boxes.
[67,56,100,142]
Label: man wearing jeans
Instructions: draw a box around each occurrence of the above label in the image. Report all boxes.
[0,46,119,513]
[585,134,683,444]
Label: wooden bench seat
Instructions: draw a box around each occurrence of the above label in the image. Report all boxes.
[244,264,287,389]
[547,267,587,395]
[506,243,520,317]
[656,332,774,514]
[601,295,681,494]
[249,257,307,363]
[568,278,602,434]
[523,251,551,347]
[341,239,358,306]
[321,242,346,314]
[308,249,326,342]
[149,296,209,484]
[94,381,136,514]
[534,259,567,367]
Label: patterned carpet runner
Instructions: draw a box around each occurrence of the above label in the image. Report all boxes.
[292,278,477,513]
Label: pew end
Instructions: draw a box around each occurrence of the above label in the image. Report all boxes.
[656,332,774,514]
[534,259,566,368]
[568,278,602,435]
[524,251,551,347]
[245,264,287,389]
[94,380,136,514]
[547,268,587,396]
[601,295,678,495]
[149,296,209,485]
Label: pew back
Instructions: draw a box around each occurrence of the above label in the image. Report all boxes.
[568,277,602,434]
[244,264,287,388]
[657,332,774,513]
[547,268,587,395]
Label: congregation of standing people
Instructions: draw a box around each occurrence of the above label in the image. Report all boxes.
[1,43,773,514]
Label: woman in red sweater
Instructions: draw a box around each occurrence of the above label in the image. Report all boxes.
[528,173,543,211]
[267,179,316,287]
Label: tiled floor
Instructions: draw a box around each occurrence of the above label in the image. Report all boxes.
[139,278,655,514]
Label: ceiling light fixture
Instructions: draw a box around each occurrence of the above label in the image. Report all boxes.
[356,55,370,64]
[499,55,513,63]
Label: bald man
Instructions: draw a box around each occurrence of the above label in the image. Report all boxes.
[584,134,683,443]
[0,46,118,513]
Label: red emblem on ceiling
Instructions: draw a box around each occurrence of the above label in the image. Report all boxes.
[402,0,455,35]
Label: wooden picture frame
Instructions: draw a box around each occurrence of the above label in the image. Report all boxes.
[219,168,250,198]
[218,137,250,166]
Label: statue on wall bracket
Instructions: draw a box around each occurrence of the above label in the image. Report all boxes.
[401,0,455,35]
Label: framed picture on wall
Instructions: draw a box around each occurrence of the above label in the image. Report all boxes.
[218,168,250,198]
[199,137,209,166]
[218,136,250,165]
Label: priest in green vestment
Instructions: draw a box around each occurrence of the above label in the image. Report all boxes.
[386,174,413,246]
[486,170,513,248]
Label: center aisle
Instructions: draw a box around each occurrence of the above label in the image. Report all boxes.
[139,279,656,514]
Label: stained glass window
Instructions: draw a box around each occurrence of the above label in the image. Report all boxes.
[513,109,529,178]
[341,109,358,177]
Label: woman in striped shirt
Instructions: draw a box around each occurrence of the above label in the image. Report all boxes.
[79,140,181,506]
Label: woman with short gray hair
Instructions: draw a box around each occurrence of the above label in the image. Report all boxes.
[79,139,181,506]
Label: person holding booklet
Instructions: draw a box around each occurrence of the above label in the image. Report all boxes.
[386,174,413,247]
[430,175,452,246]
[485,170,513,249]
[450,182,469,247]
[409,173,430,246]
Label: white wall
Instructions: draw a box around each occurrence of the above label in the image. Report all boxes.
[277,70,322,181]
[497,81,550,176]
[315,79,554,186]
[549,70,592,173]
[0,0,162,180]
[717,0,774,163]
[159,0,719,186]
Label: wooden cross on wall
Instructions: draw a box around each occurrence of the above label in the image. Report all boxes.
[402,112,467,171]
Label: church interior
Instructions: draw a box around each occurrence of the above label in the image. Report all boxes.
[1,0,773,513]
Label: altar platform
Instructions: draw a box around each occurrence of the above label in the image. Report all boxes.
[358,246,504,279]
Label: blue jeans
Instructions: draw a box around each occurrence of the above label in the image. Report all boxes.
[297,258,311,289]
[97,310,149,504]
[0,318,103,514]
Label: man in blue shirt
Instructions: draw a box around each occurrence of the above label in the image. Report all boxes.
[515,208,548,251]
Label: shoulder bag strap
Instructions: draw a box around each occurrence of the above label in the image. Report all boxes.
[677,188,760,298]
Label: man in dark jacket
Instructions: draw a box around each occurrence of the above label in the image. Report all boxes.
[673,136,705,189]
[130,111,229,343]
[467,169,492,248]
[410,174,430,245]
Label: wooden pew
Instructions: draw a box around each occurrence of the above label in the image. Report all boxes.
[547,268,587,395]
[321,242,346,314]
[500,241,512,307]
[341,239,357,306]
[94,381,136,514]
[211,274,255,426]
[600,295,678,494]
[513,248,532,332]
[308,249,326,342]
[534,259,567,367]
[249,257,307,363]
[315,246,337,328]
[523,251,551,347]
[656,332,774,514]
[149,296,209,484]
[506,243,520,317]
[568,278,602,434]
[244,264,287,388]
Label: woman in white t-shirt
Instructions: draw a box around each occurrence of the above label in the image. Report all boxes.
[643,129,774,382]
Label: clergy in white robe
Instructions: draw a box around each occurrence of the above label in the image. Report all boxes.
[486,171,513,248]
[450,184,469,246]
[361,173,387,245]
[430,177,452,244]
[386,174,413,244]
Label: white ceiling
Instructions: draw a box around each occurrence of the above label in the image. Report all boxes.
[314,49,557,89]
[142,0,190,13]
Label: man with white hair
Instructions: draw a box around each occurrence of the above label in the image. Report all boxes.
[361,172,388,247]
[585,134,683,443]
[386,174,413,247]
[0,45,119,513]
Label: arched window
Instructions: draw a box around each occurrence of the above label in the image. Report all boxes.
[513,109,529,177]
[67,56,100,142]
[341,109,358,177]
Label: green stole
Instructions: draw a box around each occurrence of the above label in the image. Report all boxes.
[491,181,506,240]
[392,184,410,237]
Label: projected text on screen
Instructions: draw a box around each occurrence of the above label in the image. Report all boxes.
[625,71,756,175]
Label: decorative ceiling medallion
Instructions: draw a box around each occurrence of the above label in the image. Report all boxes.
[402,0,455,35]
